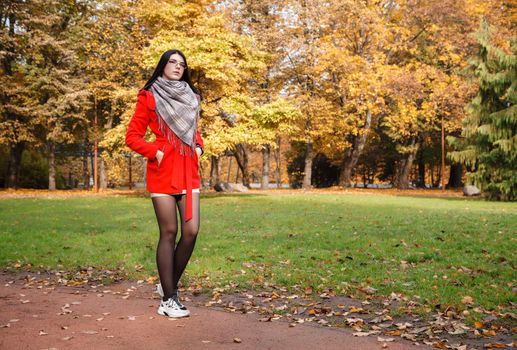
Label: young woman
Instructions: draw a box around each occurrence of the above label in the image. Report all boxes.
[125,49,203,318]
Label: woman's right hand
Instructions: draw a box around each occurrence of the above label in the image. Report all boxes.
[155,150,164,166]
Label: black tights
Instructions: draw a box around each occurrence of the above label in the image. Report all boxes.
[152,193,200,301]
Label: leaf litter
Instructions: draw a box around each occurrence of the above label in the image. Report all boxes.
[4,265,516,349]
[194,281,516,350]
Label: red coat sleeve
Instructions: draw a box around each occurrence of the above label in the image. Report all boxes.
[125,90,160,160]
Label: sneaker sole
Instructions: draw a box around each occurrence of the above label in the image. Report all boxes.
[157,308,190,318]
[157,284,188,310]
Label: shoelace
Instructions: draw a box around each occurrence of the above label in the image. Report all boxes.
[164,298,181,309]
[172,294,186,309]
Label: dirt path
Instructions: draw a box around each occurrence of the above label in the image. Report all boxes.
[0,273,422,350]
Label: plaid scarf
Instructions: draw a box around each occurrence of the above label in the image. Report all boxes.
[150,77,200,156]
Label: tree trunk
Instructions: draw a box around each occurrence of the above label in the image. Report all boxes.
[394,139,419,189]
[5,142,24,188]
[430,163,435,187]
[209,155,220,187]
[302,140,313,189]
[198,156,205,189]
[90,150,95,189]
[99,156,107,189]
[226,156,232,183]
[261,144,270,189]
[48,141,56,190]
[234,144,250,187]
[416,149,426,188]
[83,142,90,190]
[447,163,463,189]
[339,108,373,187]
[434,164,442,188]
[274,137,281,188]
[67,171,73,189]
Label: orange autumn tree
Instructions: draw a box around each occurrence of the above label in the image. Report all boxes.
[129,0,267,187]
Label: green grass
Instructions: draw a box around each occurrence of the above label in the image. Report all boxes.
[0,192,515,314]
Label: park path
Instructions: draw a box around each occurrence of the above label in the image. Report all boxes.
[0,272,422,350]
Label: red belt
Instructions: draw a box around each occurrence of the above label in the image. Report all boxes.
[172,155,193,222]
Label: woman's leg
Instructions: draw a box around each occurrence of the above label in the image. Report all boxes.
[152,195,179,301]
[173,192,200,290]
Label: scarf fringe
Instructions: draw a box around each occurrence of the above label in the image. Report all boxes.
[157,113,196,158]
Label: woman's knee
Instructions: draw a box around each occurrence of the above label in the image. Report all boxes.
[182,225,199,240]
[160,225,178,242]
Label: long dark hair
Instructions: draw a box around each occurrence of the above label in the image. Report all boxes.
[142,49,200,95]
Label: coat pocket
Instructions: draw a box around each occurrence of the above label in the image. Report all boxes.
[156,145,168,175]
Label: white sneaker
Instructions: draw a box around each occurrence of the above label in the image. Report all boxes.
[156,284,187,310]
[156,283,164,297]
[157,298,190,318]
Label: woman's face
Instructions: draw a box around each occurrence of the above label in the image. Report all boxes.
[163,53,186,81]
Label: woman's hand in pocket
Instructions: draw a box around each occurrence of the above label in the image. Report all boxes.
[155,150,164,166]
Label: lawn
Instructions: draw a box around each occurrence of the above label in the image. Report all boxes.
[0,192,515,317]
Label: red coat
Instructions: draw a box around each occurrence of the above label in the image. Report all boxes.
[125,89,203,221]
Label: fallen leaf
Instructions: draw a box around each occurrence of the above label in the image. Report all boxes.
[409,326,428,334]
[385,330,401,336]
[448,328,466,335]
[432,341,448,349]
[81,330,98,335]
[482,329,497,337]
[202,340,211,344]
[363,286,377,294]
[395,322,413,330]
[377,337,395,342]
[62,336,73,341]
[346,318,365,326]
[349,306,365,313]
[461,296,474,305]
[401,333,417,341]
[353,332,371,337]
[233,338,242,343]
[38,330,48,336]
[483,343,507,348]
